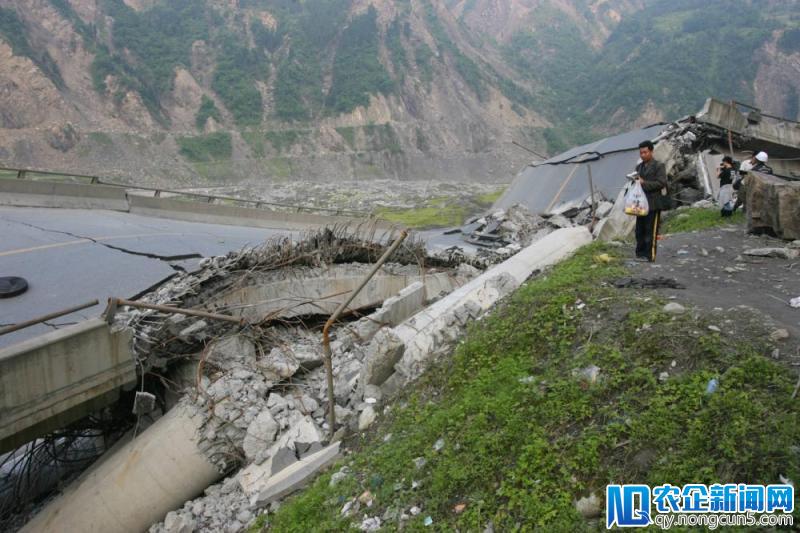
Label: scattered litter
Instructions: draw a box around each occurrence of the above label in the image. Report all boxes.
[409,506,421,516]
[791,297,800,309]
[433,438,445,452]
[358,491,374,507]
[359,516,381,531]
[413,457,427,469]
[453,503,467,514]
[424,516,433,526]
[705,378,719,395]
[593,253,613,264]
[707,325,721,333]
[573,365,601,384]
[341,499,357,516]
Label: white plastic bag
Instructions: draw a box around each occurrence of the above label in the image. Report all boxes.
[624,181,649,217]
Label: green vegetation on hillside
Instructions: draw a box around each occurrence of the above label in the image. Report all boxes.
[177,132,232,162]
[97,0,209,119]
[212,35,266,126]
[0,7,64,88]
[503,0,790,150]
[195,95,222,130]
[326,7,393,114]
[262,242,800,530]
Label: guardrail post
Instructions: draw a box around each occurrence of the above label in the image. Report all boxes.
[16,170,26,180]
[154,190,162,198]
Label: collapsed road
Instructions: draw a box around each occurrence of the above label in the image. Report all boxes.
[3,97,799,533]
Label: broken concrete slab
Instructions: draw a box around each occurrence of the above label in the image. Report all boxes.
[242,411,279,463]
[359,329,405,388]
[395,227,592,381]
[372,281,426,328]
[746,173,800,240]
[743,247,799,259]
[241,442,341,508]
[257,347,300,381]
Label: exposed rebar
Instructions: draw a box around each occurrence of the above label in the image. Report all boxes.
[321,229,408,440]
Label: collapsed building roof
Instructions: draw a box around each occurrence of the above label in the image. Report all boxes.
[494,125,667,215]
[495,98,800,219]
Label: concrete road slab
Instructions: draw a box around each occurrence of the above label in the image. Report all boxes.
[0,207,298,349]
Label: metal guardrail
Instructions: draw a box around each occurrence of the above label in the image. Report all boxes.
[0,165,370,217]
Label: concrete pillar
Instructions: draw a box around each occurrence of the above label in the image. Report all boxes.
[21,404,219,533]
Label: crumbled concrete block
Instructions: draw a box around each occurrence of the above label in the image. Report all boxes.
[243,442,341,508]
[257,347,299,380]
[360,329,405,388]
[358,406,377,431]
[243,411,279,463]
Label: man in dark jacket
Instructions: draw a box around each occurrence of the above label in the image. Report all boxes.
[634,140,668,262]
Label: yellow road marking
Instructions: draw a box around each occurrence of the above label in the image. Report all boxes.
[0,232,202,258]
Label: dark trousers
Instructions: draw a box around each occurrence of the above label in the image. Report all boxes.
[635,210,661,261]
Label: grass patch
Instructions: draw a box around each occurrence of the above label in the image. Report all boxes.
[377,198,467,229]
[263,157,292,179]
[661,207,744,234]
[178,132,233,162]
[264,242,800,531]
[473,188,505,208]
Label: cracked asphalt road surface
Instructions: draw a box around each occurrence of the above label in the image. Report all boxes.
[0,207,296,348]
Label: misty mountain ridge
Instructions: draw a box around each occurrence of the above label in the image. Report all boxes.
[0,0,797,185]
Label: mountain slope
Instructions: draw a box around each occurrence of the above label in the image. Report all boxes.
[0,0,798,186]
[0,0,549,185]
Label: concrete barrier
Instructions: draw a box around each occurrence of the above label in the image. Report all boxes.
[392,227,593,382]
[0,179,129,211]
[0,319,136,452]
[128,194,395,232]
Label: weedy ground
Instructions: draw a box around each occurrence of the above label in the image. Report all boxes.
[376,189,505,229]
[255,241,799,532]
[661,207,745,234]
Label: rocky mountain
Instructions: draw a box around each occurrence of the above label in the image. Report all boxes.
[0,0,797,186]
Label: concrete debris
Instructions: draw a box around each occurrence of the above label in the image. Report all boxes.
[456,203,602,263]
[770,329,790,342]
[121,227,595,532]
[132,391,157,416]
[358,406,377,431]
[745,173,800,241]
[743,247,798,260]
[575,493,602,519]
[242,442,341,508]
[663,302,686,315]
[242,411,279,463]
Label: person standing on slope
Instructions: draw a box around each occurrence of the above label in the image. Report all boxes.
[633,140,668,262]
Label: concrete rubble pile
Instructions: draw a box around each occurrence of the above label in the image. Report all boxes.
[453,203,610,262]
[139,227,592,533]
[97,228,480,532]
